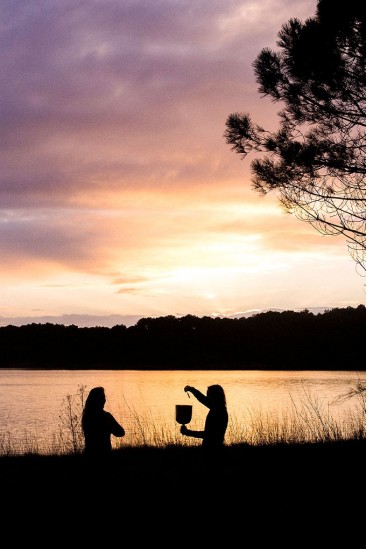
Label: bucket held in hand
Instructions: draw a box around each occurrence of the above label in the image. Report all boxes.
[175,404,192,425]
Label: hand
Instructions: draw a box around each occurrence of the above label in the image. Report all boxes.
[180,425,188,435]
[184,385,192,393]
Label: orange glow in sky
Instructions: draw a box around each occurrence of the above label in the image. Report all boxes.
[1,0,364,327]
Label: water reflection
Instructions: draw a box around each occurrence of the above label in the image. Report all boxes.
[0,369,364,454]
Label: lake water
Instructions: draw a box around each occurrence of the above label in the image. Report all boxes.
[0,369,365,454]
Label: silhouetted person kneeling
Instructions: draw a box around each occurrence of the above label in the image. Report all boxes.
[82,386,125,458]
[180,384,228,448]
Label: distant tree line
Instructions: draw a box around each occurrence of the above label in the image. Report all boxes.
[0,305,365,370]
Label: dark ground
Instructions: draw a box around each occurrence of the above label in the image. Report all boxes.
[0,439,365,547]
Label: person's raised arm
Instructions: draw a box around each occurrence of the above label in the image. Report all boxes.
[184,385,209,407]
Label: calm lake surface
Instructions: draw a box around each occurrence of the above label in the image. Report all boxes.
[0,369,365,454]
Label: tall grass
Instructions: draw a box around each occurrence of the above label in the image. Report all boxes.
[57,383,86,453]
[0,381,365,456]
[227,382,366,446]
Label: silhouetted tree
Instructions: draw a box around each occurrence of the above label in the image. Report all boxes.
[225,0,366,272]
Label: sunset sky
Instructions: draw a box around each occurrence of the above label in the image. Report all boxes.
[1,0,365,328]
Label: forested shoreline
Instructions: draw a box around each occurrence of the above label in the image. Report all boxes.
[0,305,365,370]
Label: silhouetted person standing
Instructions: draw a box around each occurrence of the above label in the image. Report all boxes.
[82,386,125,457]
[180,384,228,448]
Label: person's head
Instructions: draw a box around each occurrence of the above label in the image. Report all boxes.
[84,386,106,413]
[207,384,226,407]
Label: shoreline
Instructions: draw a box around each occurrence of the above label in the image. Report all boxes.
[1,438,365,545]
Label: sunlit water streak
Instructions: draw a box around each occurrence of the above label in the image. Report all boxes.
[0,369,364,453]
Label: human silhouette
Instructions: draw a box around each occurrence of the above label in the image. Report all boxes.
[180,384,228,448]
[82,386,125,457]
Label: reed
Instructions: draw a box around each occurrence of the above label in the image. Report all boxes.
[0,381,365,456]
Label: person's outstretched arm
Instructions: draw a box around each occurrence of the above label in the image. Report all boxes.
[184,385,209,408]
[180,425,204,439]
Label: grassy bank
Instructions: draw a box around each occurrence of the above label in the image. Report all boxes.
[2,380,365,456]
[0,439,365,546]
[1,383,365,546]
